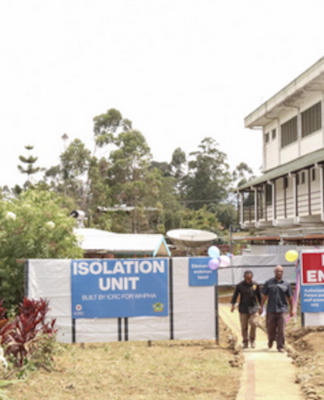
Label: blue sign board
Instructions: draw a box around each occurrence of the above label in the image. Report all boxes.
[71,258,169,318]
[301,285,324,313]
[188,257,217,286]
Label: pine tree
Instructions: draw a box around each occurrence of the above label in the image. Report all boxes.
[17,145,40,184]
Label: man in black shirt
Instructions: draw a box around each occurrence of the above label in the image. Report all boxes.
[260,265,293,352]
[231,270,261,348]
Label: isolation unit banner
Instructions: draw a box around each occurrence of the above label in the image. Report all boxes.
[71,258,169,319]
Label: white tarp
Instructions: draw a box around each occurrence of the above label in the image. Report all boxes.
[218,253,296,285]
[74,228,170,256]
[27,258,216,343]
[27,254,301,343]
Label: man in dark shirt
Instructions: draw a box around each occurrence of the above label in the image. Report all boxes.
[231,270,261,348]
[260,265,293,352]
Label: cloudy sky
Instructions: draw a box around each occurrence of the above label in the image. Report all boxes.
[1,0,324,187]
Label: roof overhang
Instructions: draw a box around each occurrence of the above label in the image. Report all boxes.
[233,234,324,242]
[245,56,324,128]
[232,236,280,242]
[237,148,324,191]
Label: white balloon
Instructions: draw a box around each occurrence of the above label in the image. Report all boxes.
[219,255,231,268]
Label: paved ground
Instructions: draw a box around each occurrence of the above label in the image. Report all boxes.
[220,304,304,400]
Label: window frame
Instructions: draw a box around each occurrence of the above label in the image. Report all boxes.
[265,132,269,143]
[281,116,298,148]
[272,129,276,140]
[301,102,322,138]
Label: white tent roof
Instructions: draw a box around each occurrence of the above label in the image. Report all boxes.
[74,228,171,257]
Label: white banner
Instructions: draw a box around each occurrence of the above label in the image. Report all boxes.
[26,255,298,343]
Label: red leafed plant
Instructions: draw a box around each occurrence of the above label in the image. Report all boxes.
[0,299,13,347]
[0,298,57,366]
[0,299,9,332]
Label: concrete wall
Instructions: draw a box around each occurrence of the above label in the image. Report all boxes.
[263,92,324,172]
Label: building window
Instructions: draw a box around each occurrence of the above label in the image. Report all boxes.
[272,129,276,140]
[301,171,305,184]
[301,102,322,138]
[312,168,316,181]
[281,116,297,148]
[266,184,272,205]
[283,176,289,189]
[265,132,269,143]
[296,173,300,185]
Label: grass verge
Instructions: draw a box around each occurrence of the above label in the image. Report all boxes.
[8,320,240,400]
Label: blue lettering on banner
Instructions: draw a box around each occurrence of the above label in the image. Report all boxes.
[301,285,324,313]
[71,258,169,318]
[189,257,217,286]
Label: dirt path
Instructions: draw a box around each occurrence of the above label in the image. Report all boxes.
[220,304,304,400]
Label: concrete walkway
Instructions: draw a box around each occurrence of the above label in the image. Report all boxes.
[220,304,304,400]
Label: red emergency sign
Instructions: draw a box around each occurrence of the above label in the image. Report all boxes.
[301,252,324,285]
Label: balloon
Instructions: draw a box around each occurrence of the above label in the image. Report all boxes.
[208,258,220,270]
[208,246,220,258]
[285,250,298,263]
[219,255,231,267]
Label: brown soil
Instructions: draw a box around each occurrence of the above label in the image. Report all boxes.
[287,327,324,400]
[8,318,240,400]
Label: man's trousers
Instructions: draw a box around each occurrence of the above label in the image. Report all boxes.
[266,312,286,350]
[239,312,258,344]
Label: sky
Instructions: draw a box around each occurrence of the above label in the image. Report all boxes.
[1,0,324,187]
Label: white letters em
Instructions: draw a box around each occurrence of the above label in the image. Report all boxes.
[307,270,324,283]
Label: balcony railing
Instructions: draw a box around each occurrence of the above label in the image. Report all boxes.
[242,190,322,223]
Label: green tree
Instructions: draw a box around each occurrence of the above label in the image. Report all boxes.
[93,108,123,151]
[213,203,237,230]
[59,139,92,207]
[232,162,255,188]
[45,165,62,190]
[171,147,186,179]
[182,137,232,209]
[107,129,163,233]
[45,138,113,228]
[149,161,172,177]
[87,156,112,230]
[180,205,221,234]
[0,190,83,308]
[60,139,91,182]
[17,145,41,184]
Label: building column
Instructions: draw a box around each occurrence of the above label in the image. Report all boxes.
[277,119,281,165]
[297,107,301,157]
[239,192,244,226]
[262,127,266,172]
[253,187,258,225]
[320,165,324,222]
[308,168,312,215]
[269,180,276,222]
[292,173,298,219]
[263,183,267,221]
[284,176,287,218]
[322,92,324,147]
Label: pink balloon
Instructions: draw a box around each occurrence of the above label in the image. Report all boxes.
[208,258,220,270]
[219,255,231,268]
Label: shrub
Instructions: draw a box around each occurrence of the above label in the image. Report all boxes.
[0,190,83,308]
[0,298,57,367]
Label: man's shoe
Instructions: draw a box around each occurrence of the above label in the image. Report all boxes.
[243,342,248,348]
[268,340,273,349]
[278,348,285,353]
[251,341,256,348]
